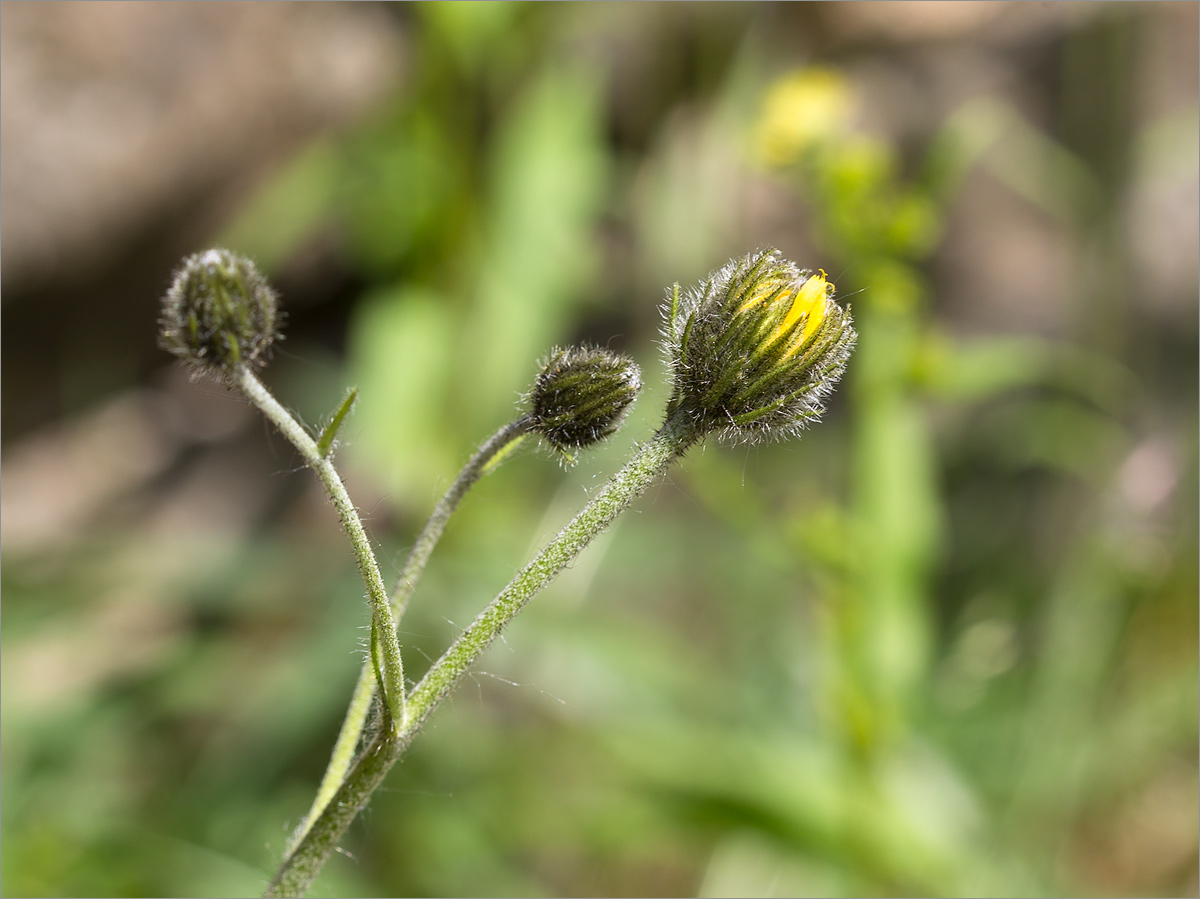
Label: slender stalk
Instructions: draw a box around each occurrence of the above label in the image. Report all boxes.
[288,416,533,851]
[286,665,374,851]
[402,417,692,731]
[392,416,534,624]
[235,367,406,727]
[266,727,403,899]
[266,413,700,898]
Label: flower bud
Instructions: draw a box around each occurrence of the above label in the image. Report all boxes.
[527,346,642,455]
[159,248,281,379]
[663,249,856,443]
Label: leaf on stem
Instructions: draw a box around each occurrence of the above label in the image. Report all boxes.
[317,387,359,458]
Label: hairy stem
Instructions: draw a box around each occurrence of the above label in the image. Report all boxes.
[402,418,691,732]
[266,412,699,898]
[235,367,406,726]
[393,416,534,623]
[289,416,533,851]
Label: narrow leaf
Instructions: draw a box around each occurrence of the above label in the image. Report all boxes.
[317,387,359,458]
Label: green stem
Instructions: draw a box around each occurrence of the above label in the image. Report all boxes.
[235,368,406,727]
[393,416,534,624]
[266,727,403,899]
[265,413,699,898]
[402,418,691,731]
[288,416,533,852]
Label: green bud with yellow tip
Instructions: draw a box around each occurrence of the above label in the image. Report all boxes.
[663,249,856,443]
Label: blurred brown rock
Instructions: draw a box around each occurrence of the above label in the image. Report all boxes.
[1,0,402,292]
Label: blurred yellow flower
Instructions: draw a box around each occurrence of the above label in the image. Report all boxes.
[754,68,855,167]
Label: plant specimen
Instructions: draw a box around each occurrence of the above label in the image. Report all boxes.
[159,245,855,897]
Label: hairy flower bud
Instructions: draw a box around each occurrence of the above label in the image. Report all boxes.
[528,346,642,455]
[663,249,856,443]
[159,248,281,379]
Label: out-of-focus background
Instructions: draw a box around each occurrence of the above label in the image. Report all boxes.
[2,2,1196,896]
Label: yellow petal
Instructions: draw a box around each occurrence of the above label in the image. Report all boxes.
[775,270,829,352]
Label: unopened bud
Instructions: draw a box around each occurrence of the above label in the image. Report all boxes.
[528,346,642,456]
[159,248,281,380]
[663,249,856,443]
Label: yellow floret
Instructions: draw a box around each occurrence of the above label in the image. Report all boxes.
[762,269,830,356]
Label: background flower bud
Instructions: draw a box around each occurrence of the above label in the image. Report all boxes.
[528,346,642,455]
[159,248,281,379]
[663,249,856,443]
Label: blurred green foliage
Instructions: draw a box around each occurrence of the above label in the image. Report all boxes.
[2,4,1196,898]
